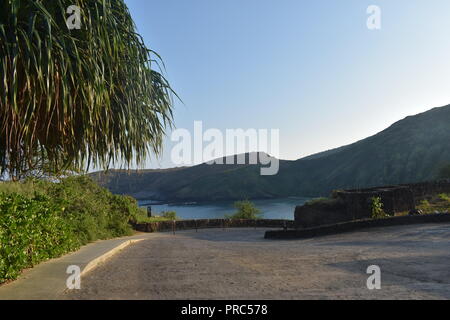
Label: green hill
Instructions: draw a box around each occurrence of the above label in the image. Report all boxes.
[91,105,450,202]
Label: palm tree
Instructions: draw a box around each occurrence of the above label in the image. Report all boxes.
[0,0,176,180]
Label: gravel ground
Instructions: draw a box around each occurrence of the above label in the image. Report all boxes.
[63,224,450,300]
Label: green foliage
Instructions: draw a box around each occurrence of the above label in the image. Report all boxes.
[0,193,79,281]
[134,209,178,223]
[0,176,138,283]
[160,211,178,220]
[45,176,135,244]
[226,200,262,220]
[371,197,387,219]
[418,194,450,214]
[0,179,49,197]
[0,0,176,179]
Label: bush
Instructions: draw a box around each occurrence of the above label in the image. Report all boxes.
[0,175,138,283]
[160,211,178,220]
[371,197,387,219]
[133,208,179,223]
[226,200,262,220]
[46,176,135,244]
[0,193,79,281]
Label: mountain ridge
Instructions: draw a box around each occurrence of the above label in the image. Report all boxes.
[91,105,450,202]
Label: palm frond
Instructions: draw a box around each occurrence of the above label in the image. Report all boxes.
[0,0,176,179]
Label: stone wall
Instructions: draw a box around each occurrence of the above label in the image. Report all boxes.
[269,213,450,239]
[336,185,415,220]
[403,180,450,200]
[294,198,348,229]
[295,180,450,229]
[134,219,294,233]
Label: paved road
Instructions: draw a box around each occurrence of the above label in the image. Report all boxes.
[64,224,450,300]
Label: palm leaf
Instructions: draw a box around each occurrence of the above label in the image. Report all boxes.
[0,0,176,179]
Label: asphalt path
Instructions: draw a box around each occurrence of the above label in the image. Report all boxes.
[63,224,450,300]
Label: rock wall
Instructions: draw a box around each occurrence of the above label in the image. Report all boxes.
[294,199,348,229]
[134,219,294,233]
[270,213,450,239]
[403,180,450,200]
[337,186,415,220]
[295,180,450,229]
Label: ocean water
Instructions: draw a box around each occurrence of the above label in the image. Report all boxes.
[138,197,312,221]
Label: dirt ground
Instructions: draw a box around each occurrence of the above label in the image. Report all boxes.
[63,224,450,300]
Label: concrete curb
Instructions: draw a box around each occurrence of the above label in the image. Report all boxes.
[265,213,450,240]
[0,234,152,300]
[81,239,144,276]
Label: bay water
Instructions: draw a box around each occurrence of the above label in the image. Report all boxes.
[138,197,312,221]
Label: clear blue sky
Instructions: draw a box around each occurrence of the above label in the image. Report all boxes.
[124,0,450,169]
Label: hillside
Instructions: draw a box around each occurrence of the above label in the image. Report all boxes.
[92,105,450,202]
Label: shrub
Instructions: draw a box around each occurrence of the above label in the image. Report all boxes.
[371,197,387,219]
[0,193,79,281]
[46,176,134,244]
[160,211,178,220]
[0,175,138,283]
[226,200,262,220]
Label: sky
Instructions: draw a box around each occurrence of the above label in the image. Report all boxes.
[122,0,450,169]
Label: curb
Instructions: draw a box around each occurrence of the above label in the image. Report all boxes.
[0,235,150,300]
[81,239,144,276]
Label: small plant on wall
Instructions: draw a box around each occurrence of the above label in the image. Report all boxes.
[371,197,388,219]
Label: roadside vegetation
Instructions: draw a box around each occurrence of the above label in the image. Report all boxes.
[0,176,141,283]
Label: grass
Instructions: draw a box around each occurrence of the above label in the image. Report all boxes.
[417,193,450,214]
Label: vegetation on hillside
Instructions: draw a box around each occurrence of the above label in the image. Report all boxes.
[0,176,139,283]
[93,105,450,201]
[0,0,175,180]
